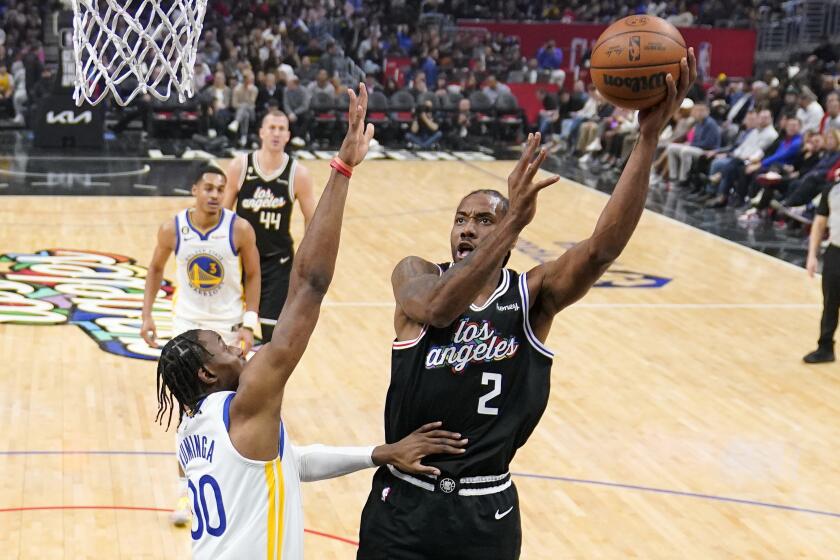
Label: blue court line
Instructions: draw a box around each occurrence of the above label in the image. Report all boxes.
[3,451,837,519]
[512,472,840,519]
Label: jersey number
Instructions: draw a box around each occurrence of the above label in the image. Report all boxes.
[260,211,282,230]
[477,372,502,415]
[189,474,227,540]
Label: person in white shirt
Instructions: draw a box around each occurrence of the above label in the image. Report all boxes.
[819,91,840,133]
[796,87,825,134]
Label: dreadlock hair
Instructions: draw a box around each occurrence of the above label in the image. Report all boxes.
[460,189,512,267]
[156,330,213,430]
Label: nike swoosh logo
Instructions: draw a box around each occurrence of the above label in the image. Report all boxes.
[494,506,513,520]
[279,256,290,264]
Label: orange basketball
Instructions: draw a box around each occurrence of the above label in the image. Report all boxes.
[590,15,687,110]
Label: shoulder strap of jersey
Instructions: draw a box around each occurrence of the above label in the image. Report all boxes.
[174,211,182,255]
[224,209,239,256]
[288,157,298,202]
[239,152,253,189]
[516,271,554,359]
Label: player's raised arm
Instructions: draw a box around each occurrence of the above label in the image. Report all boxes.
[525,49,697,339]
[392,133,559,329]
[141,220,176,348]
[229,84,375,459]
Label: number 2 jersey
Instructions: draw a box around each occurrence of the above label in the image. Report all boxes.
[235,152,298,260]
[385,266,554,477]
[177,391,303,560]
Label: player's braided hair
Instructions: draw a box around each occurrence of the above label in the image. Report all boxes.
[155,330,213,430]
[462,189,512,266]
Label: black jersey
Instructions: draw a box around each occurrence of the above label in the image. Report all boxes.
[235,152,297,259]
[385,265,553,477]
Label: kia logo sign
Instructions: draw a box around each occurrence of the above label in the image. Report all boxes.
[46,110,93,125]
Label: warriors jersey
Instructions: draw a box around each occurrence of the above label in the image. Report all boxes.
[177,391,303,560]
[386,266,554,477]
[173,208,244,326]
[236,152,298,259]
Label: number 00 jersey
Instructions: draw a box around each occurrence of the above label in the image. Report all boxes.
[235,152,297,260]
[177,391,303,560]
[173,208,243,326]
[385,266,554,477]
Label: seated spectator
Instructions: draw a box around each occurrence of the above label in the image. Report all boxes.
[445,98,482,150]
[665,103,721,187]
[256,71,284,116]
[559,84,598,151]
[319,41,339,77]
[406,99,442,149]
[576,97,615,159]
[797,87,825,134]
[819,92,840,133]
[11,59,25,124]
[307,69,334,98]
[408,71,428,99]
[522,58,541,84]
[230,70,258,147]
[536,40,565,88]
[696,109,778,204]
[193,59,213,93]
[709,116,804,208]
[596,107,639,168]
[283,76,310,144]
[535,88,559,142]
[777,129,840,214]
[206,71,232,136]
[297,56,319,83]
[481,75,511,104]
[651,98,696,182]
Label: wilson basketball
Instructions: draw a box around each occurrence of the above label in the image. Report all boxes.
[590,15,687,110]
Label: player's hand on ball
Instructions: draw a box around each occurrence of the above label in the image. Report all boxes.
[374,421,468,477]
[237,327,254,354]
[638,47,697,139]
[506,133,560,228]
[337,83,375,167]
[141,317,158,348]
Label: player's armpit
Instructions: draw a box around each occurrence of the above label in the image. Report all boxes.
[391,256,448,328]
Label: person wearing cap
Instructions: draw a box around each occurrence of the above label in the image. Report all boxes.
[797,86,826,134]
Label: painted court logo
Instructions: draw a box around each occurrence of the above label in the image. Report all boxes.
[0,249,173,360]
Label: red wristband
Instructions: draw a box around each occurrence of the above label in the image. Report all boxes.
[330,157,353,178]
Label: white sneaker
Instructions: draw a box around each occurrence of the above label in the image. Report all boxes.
[227,120,239,133]
[171,496,191,527]
[290,136,305,147]
[207,128,217,139]
[579,153,591,164]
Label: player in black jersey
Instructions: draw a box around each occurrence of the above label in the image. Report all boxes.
[223,109,317,342]
[358,50,696,560]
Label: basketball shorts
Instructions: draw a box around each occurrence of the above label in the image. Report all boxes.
[259,253,293,343]
[357,466,522,560]
[171,316,240,346]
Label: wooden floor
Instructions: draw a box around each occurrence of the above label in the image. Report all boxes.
[1,159,838,559]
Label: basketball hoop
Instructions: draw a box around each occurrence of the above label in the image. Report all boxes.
[70,0,208,106]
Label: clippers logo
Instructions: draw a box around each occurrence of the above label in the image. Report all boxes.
[46,110,93,125]
[629,36,641,62]
[186,253,225,294]
[439,478,456,493]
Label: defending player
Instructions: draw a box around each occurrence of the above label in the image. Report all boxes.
[357,51,697,559]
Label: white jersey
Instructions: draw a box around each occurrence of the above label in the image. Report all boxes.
[173,209,244,326]
[177,391,304,560]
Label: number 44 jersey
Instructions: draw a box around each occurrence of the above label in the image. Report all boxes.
[385,266,554,477]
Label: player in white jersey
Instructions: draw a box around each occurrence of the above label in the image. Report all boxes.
[155,86,467,560]
[141,162,262,526]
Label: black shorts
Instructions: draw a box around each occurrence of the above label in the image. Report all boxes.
[357,466,521,560]
[259,253,293,342]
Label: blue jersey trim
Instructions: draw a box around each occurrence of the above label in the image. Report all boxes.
[185,209,225,241]
[228,213,239,256]
[222,393,234,432]
[174,214,181,255]
[278,420,285,459]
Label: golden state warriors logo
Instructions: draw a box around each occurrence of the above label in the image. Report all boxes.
[187,253,224,294]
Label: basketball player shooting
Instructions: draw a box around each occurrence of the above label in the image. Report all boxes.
[358,51,696,559]
[155,85,468,560]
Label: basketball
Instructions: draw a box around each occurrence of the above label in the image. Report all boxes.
[590,15,688,110]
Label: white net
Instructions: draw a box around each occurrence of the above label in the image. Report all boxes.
[71,0,208,106]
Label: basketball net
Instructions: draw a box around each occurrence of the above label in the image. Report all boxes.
[70,0,208,106]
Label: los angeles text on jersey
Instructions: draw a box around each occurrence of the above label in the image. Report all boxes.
[238,185,288,212]
[425,318,520,373]
[178,433,216,470]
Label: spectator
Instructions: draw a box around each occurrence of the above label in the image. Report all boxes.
[406,99,442,149]
[536,88,559,141]
[307,69,334,98]
[283,76,310,144]
[319,41,339,76]
[421,49,439,89]
[256,71,283,115]
[797,87,825,134]
[230,70,258,147]
[0,64,13,117]
[11,58,25,124]
[408,71,428,98]
[193,59,213,93]
[818,91,840,134]
[445,98,482,150]
[205,71,232,136]
[297,56,319,83]
[536,40,565,88]
[666,103,721,187]
[481,75,511,104]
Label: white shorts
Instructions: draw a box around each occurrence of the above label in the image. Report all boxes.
[171,316,240,346]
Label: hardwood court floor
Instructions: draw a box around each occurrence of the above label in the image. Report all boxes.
[0,159,838,558]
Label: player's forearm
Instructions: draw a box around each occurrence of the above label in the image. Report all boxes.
[243,273,260,313]
[809,217,828,259]
[141,267,165,320]
[585,132,657,265]
[289,170,349,295]
[295,444,376,482]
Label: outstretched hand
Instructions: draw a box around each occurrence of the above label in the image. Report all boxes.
[506,132,560,228]
[374,421,468,477]
[337,83,376,167]
[638,47,697,139]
